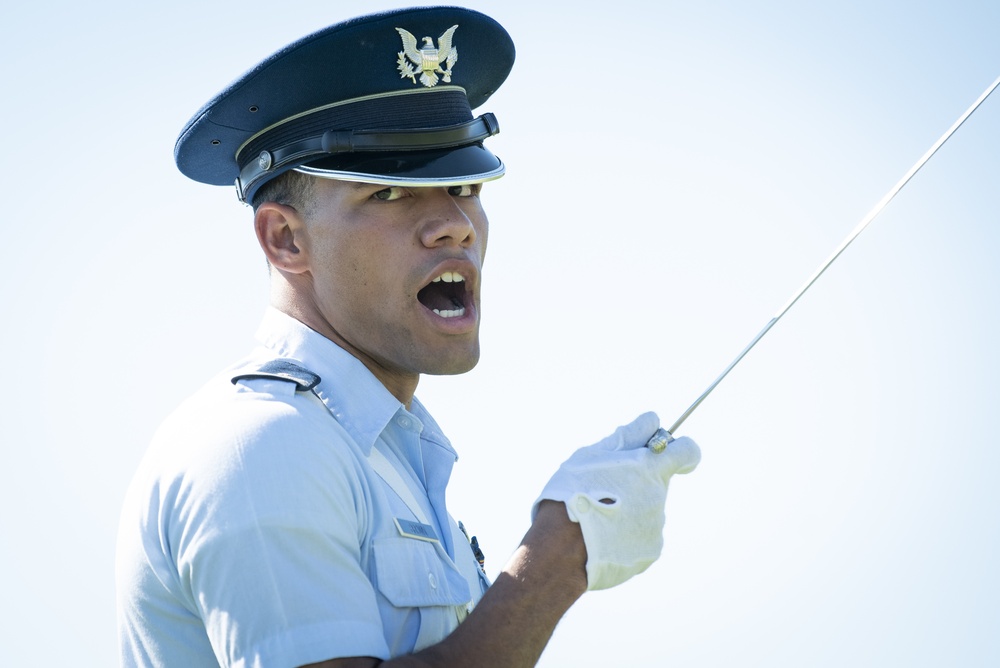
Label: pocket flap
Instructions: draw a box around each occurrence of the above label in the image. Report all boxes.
[373,536,471,608]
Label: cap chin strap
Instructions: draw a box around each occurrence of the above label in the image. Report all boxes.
[236,113,500,202]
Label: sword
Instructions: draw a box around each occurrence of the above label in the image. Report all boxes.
[646,73,1000,454]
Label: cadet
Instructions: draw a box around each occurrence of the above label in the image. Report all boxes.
[115,7,700,667]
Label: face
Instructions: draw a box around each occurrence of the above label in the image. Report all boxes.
[291,178,489,391]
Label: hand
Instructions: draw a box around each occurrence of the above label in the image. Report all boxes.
[532,412,700,591]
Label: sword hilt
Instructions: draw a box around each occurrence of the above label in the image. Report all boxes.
[645,428,674,454]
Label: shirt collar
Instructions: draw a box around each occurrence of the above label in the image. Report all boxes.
[254,307,456,459]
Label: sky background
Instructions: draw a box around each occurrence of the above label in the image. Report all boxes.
[2,0,999,665]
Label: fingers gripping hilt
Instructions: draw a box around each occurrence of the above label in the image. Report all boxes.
[645,428,673,454]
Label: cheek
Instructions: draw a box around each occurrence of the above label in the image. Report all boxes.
[469,207,489,258]
[325,239,404,306]
[307,240,367,310]
[316,230,375,278]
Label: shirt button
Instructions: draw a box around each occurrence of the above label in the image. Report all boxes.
[576,497,590,514]
[428,572,438,589]
[397,416,412,429]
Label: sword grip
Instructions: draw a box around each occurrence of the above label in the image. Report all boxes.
[645,428,674,454]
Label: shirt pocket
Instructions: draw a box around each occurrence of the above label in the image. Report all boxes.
[372,535,472,609]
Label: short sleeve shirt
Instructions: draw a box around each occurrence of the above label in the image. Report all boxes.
[116,308,489,667]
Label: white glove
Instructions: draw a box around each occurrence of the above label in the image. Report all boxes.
[532,412,700,591]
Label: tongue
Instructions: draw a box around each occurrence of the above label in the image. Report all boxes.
[418,283,464,311]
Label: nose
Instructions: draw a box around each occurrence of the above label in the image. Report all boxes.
[417,188,478,249]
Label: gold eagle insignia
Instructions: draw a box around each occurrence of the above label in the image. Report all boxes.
[395,25,459,88]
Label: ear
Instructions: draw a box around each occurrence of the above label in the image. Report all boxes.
[254,202,309,273]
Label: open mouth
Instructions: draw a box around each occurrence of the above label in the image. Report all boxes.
[417,271,469,319]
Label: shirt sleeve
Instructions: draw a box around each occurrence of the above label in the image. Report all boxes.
[162,381,389,667]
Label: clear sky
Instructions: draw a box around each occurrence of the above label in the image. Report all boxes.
[2,0,999,665]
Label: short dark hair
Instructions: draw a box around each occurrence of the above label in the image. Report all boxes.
[251,170,316,213]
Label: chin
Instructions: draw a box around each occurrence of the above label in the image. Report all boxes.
[422,348,481,377]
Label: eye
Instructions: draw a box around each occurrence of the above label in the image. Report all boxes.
[447,184,480,197]
[372,186,407,201]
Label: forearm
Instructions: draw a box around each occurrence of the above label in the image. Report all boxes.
[389,501,588,668]
[303,417,700,668]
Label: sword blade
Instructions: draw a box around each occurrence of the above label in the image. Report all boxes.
[648,73,1000,450]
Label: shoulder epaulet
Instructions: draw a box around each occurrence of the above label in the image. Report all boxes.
[230,359,321,392]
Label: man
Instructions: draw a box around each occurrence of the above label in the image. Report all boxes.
[116,7,700,667]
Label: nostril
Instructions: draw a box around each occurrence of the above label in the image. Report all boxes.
[421,218,476,248]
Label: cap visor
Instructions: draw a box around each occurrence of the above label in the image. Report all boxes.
[295,143,504,186]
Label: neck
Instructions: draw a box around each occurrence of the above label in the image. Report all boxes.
[366,360,420,410]
[270,295,419,408]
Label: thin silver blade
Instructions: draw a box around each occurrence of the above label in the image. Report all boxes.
[653,73,1000,445]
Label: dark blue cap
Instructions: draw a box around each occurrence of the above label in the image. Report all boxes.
[174,6,514,203]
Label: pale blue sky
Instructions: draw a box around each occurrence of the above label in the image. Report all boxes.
[2,1,998,665]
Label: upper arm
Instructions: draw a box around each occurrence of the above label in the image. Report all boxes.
[165,389,391,665]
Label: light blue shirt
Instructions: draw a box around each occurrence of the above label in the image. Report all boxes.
[116,308,489,667]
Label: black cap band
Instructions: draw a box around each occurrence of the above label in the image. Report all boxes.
[237,112,500,202]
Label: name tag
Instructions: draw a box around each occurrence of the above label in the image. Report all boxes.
[394,517,439,543]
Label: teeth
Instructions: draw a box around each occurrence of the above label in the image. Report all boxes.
[432,307,466,318]
[431,271,465,283]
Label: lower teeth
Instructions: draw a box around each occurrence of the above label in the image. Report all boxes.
[433,307,466,318]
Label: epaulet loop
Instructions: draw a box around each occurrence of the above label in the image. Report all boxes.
[230,359,321,392]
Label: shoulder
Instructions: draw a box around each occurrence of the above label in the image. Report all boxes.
[162,363,331,453]
[135,359,372,517]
